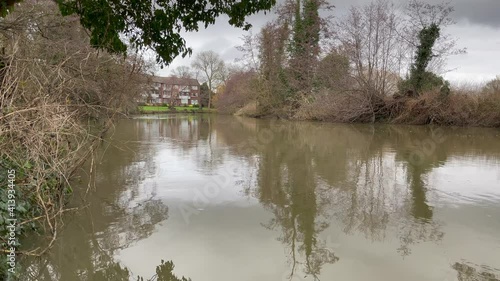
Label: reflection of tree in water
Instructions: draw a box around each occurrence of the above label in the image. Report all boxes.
[23,116,499,280]
[19,119,172,281]
[26,258,192,281]
[211,118,500,278]
[452,261,500,281]
[21,197,169,281]
[254,122,339,280]
[325,125,446,257]
[391,126,448,256]
[100,199,169,252]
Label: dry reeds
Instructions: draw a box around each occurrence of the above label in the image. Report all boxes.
[297,86,500,127]
[0,0,150,260]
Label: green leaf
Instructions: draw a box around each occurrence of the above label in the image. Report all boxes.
[16,204,27,213]
[23,161,32,169]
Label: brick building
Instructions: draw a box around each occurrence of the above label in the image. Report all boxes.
[141,76,200,106]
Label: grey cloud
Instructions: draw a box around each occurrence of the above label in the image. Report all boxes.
[158,0,500,82]
[451,0,500,27]
[322,0,500,28]
[221,47,242,63]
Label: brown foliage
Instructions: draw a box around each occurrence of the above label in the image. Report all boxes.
[215,71,258,114]
[0,0,150,256]
[390,91,500,127]
[297,88,500,127]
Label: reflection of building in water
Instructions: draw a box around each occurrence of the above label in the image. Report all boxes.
[133,116,212,145]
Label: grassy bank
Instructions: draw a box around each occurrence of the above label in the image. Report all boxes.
[137,105,216,114]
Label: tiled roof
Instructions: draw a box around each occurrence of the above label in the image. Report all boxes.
[150,75,200,86]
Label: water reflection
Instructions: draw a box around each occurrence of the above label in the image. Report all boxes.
[452,261,500,281]
[25,258,191,281]
[252,121,339,279]
[216,120,449,259]
[213,117,500,278]
[20,120,172,281]
[19,115,500,281]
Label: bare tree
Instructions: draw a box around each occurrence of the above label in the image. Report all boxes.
[335,0,404,96]
[170,65,194,78]
[402,0,466,74]
[235,31,260,72]
[191,50,225,108]
[257,22,289,115]
[482,76,500,95]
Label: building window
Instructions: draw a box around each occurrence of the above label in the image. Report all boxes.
[191,85,198,90]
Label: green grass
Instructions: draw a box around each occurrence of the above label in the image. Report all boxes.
[138,105,216,113]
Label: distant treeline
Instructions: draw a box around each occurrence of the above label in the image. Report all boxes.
[215,0,500,127]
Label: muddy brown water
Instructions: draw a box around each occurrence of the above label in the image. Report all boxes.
[20,114,500,281]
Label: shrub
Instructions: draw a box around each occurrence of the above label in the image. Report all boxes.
[297,87,500,127]
[482,76,500,95]
[216,71,258,114]
[398,71,448,97]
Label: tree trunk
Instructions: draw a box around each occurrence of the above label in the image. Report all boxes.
[208,81,212,108]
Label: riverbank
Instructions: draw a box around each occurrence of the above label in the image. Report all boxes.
[227,90,500,128]
[137,105,216,114]
[0,1,150,277]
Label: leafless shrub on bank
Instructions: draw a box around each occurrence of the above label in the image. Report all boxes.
[298,87,500,127]
[0,0,151,257]
[215,71,258,115]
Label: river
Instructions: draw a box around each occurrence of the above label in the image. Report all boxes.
[20,114,500,281]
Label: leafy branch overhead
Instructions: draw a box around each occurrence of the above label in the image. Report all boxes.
[53,0,276,65]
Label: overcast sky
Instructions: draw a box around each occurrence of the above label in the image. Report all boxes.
[157,0,500,85]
